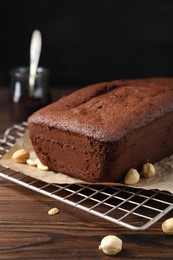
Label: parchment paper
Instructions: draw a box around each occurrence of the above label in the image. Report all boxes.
[0,131,173,194]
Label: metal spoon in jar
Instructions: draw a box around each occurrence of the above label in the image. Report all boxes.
[29,30,42,97]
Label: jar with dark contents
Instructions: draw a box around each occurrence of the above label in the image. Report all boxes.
[9,67,52,123]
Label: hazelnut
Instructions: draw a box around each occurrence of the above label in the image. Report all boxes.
[37,161,49,171]
[162,218,173,235]
[99,235,122,255]
[12,149,30,163]
[141,163,156,178]
[48,207,59,215]
[124,168,140,185]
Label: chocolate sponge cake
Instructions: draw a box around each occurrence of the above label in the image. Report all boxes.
[28,78,173,183]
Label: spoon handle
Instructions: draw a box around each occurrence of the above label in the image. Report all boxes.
[29,30,42,97]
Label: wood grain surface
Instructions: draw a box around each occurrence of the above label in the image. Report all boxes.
[0,87,173,260]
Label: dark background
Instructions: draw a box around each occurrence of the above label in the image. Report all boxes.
[1,0,173,88]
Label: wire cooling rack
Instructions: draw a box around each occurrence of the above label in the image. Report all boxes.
[0,122,173,231]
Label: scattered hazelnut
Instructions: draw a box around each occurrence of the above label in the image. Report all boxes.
[37,161,49,171]
[12,149,30,163]
[99,235,122,256]
[162,218,173,235]
[141,163,156,178]
[124,168,140,185]
[48,207,59,215]
[26,158,39,166]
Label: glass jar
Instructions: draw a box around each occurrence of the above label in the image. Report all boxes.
[9,67,52,123]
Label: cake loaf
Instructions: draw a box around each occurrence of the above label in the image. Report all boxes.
[28,78,173,183]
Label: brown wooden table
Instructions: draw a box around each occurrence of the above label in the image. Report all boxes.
[0,87,173,259]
